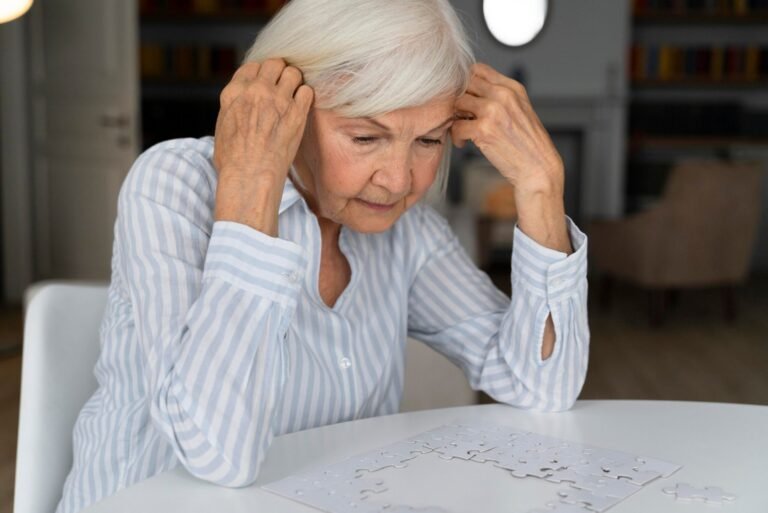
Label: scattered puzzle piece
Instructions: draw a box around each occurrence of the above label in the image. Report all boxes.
[663,482,737,504]
[557,487,623,512]
[528,502,594,513]
[378,505,451,513]
[633,455,682,477]
[564,473,641,499]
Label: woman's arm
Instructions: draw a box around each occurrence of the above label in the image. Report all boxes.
[117,142,306,487]
[514,186,574,361]
[116,59,312,487]
[448,61,586,377]
[406,206,588,412]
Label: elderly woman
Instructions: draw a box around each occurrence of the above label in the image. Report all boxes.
[56,0,589,511]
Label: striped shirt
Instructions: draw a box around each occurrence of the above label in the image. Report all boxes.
[56,136,590,513]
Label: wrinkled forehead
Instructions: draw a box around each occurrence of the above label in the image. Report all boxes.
[318,97,457,132]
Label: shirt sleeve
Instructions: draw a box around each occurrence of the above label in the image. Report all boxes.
[116,143,307,486]
[406,206,589,412]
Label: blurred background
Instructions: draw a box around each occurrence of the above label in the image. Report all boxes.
[1,0,767,511]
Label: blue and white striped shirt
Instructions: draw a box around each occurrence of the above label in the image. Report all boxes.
[56,136,589,513]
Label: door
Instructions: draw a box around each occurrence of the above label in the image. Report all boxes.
[28,0,139,280]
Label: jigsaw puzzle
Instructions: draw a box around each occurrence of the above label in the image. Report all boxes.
[262,422,686,513]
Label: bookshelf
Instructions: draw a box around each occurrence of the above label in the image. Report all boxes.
[138,0,284,149]
[626,0,768,212]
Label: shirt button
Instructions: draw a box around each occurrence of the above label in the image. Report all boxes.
[338,356,352,369]
[284,271,300,283]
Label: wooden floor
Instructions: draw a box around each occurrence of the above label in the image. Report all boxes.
[0,277,766,512]
[579,278,768,404]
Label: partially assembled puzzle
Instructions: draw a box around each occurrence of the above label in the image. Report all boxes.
[261,421,720,512]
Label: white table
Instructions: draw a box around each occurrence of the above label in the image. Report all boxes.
[82,400,768,513]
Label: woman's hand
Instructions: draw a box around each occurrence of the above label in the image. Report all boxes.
[451,62,564,198]
[213,58,314,236]
[452,63,574,361]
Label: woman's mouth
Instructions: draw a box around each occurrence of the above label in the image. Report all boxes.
[356,198,397,212]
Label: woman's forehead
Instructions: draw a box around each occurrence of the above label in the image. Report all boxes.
[323,98,456,130]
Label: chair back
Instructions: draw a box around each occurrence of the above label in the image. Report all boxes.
[14,282,108,513]
[656,159,764,284]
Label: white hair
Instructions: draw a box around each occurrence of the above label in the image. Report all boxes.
[243,0,476,194]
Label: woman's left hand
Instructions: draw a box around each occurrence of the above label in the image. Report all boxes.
[451,62,564,197]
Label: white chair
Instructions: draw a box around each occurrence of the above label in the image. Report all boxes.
[14,281,109,513]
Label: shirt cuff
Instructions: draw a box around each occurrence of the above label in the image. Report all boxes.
[511,215,588,304]
[203,220,308,308]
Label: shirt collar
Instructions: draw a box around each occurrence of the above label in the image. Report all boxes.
[279,166,306,215]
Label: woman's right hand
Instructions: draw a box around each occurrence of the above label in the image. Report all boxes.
[212,58,314,236]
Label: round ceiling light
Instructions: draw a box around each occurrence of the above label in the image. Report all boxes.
[483,0,548,47]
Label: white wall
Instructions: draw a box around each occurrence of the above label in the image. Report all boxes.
[449,0,631,99]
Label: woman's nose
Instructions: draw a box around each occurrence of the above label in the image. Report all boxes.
[371,150,412,195]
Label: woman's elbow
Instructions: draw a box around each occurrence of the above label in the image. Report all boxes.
[185,449,265,488]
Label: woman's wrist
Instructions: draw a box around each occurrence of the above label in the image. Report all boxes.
[214,173,285,237]
[514,184,572,255]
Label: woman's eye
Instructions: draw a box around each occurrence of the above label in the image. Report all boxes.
[352,136,377,145]
[419,138,442,147]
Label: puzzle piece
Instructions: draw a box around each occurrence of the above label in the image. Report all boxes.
[594,459,661,485]
[265,474,388,513]
[567,457,661,486]
[563,473,641,500]
[633,455,682,477]
[538,445,592,469]
[528,502,594,513]
[405,428,458,452]
[433,441,483,460]
[498,457,556,479]
[557,487,623,512]
[663,483,737,504]
[378,441,434,461]
[544,468,587,485]
[352,450,416,474]
[378,505,451,513]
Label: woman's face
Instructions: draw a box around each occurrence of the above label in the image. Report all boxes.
[292,97,455,233]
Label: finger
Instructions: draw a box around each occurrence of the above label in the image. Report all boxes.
[230,61,262,83]
[277,65,304,98]
[472,62,524,92]
[450,118,478,149]
[257,57,287,84]
[294,84,314,115]
[466,74,509,103]
[455,93,493,119]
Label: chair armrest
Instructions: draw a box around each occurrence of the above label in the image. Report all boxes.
[588,206,669,283]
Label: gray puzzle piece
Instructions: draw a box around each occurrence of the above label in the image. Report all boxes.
[352,450,416,474]
[528,502,596,513]
[596,459,661,485]
[265,474,387,513]
[499,457,556,479]
[567,457,660,486]
[377,505,451,513]
[663,483,737,504]
[380,441,434,460]
[557,487,624,512]
[634,455,682,477]
[564,473,641,500]
[544,468,588,485]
